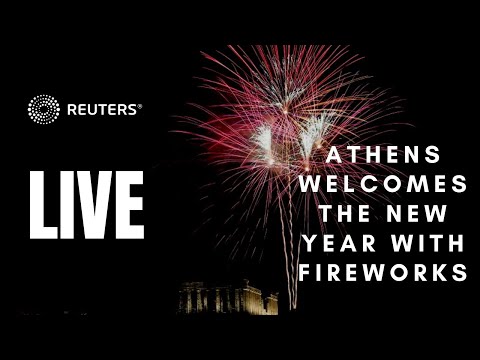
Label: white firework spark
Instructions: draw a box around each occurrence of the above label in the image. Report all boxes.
[252,124,274,165]
[299,112,334,168]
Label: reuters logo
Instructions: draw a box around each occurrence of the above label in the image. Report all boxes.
[28,95,60,125]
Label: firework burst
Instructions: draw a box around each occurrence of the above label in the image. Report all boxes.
[179,45,401,310]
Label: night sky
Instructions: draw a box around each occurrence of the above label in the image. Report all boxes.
[11,7,477,348]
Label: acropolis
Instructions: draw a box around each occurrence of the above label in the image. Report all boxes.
[177,279,278,315]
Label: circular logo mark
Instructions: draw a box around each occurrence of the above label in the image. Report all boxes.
[28,95,60,124]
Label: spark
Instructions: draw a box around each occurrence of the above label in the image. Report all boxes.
[251,124,273,166]
[299,112,333,165]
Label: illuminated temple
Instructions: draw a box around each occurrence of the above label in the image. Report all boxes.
[177,279,278,315]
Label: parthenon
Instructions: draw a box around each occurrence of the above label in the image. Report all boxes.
[177,279,278,315]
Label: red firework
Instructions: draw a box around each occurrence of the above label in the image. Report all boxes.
[180,45,401,310]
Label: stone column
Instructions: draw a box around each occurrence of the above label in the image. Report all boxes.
[197,289,203,312]
[249,290,252,314]
[215,289,221,313]
[225,288,231,313]
[203,290,208,312]
[242,289,248,312]
[235,289,240,312]
[239,289,243,312]
[186,290,192,314]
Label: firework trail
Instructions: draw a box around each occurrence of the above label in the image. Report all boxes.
[180,45,400,310]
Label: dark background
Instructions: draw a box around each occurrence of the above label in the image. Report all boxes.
[11,6,477,346]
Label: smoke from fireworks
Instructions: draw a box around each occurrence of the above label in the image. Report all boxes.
[180,45,400,310]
